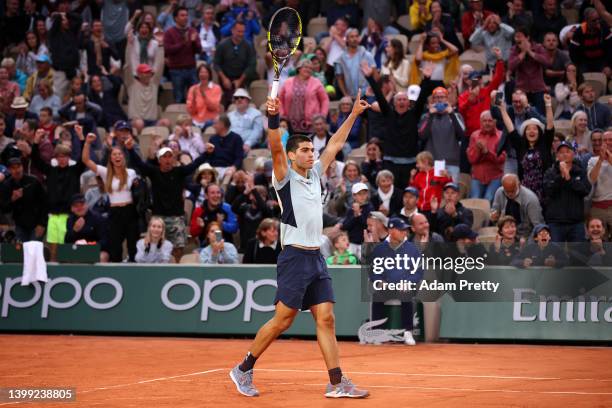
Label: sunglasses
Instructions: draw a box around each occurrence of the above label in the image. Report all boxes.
[234,96,248,100]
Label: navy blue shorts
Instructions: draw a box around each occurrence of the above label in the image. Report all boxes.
[274,245,335,311]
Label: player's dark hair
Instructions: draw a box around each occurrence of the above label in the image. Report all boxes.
[285,135,312,154]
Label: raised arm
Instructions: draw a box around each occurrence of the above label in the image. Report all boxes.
[266,97,289,183]
[319,90,370,173]
[543,93,554,130]
[81,131,99,173]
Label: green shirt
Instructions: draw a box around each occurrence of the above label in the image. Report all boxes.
[326,250,358,265]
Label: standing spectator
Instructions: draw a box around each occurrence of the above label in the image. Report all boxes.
[157,0,184,31]
[15,31,47,79]
[214,21,256,107]
[568,7,611,76]
[508,27,550,115]
[341,182,373,257]
[335,28,377,98]
[487,215,522,265]
[321,17,349,68]
[0,67,20,115]
[0,0,28,51]
[279,59,329,135]
[469,14,514,72]
[101,0,129,60]
[359,18,388,70]
[491,174,545,238]
[381,39,411,93]
[502,0,533,32]
[466,110,506,202]
[243,218,281,264]
[208,115,244,185]
[88,74,128,130]
[543,141,591,242]
[326,232,358,265]
[554,63,582,120]
[65,193,110,263]
[228,89,264,153]
[568,111,592,155]
[28,80,61,117]
[410,0,432,32]
[542,32,571,89]
[163,6,202,103]
[575,83,612,131]
[418,86,465,181]
[199,221,239,264]
[588,130,612,240]
[361,138,383,186]
[0,157,47,242]
[220,0,260,44]
[370,170,403,217]
[532,0,567,43]
[512,224,568,268]
[14,118,53,183]
[187,163,218,207]
[412,32,459,87]
[198,5,220,63]
[58,92,103,133]
[410,151,453,214]
[461,0,493,49]
[425,1,463,54]
[48,11,82,101]
[326,0,360,32]
[135,217,174,263]
[23,54,54,102]
[84,20,119,76]
[126,18,162,76]
[190,183,238,246]
[433,182,473,239]
[186,64,222,129]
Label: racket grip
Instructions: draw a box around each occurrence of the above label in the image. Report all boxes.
[270,79,280,99]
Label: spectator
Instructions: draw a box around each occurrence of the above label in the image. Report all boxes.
[163,6,202,103]
[487,215,522,265]
[361,138,383,186]
[0,0,29,51]
[326,231,358,265]
[568,7,611,76]
[62,75,86,105]
[418,86,465,181]
[0,157,46,242]
[466,110,506,202]
[370,170,403,217]
[425,1,463,54]
[336,28,377,98]
[279,59,329,135]
[543,141,591,242]
[101,0,129,58]
[569,110,593,155]
[327,160,365,216]
[508,26,550,115]
[496,92,554,200]
[502,0,533,32]
[341,182,373,257]
[214,21,256,107]
[410,212,444,244]
[0,114,15,156]
[48,11,82,101]
[461,0,493,49]
[88,74,128,130]
[410,0,433,31]
[233,182,275,252]
[199,220,239,264]
[126,19,162,77]
[512,224,568,268]
[168,114,206,160]
[84,20,119,76]
[0,67,20,115]
[228,88,264,153]
[322,17,349,68]
[208,115,244,185]
[587,130,612,240]
[359,18,389,70]
[186,64,222,129]
[491,174,545,238]
[243,218,281,264]
[124,36,165,126]
[1,58,27,94]
[135,217,174,263]
[469,15,514,72]
[542,32,570,89]
[23,54,54,101]
[364,211,389,243]
[575,83,612,131]
[157,0,186,31]
[553,63,582,120]
[309,115,346,162]
[448,223,487,257]
[14,118,53,183]
[576,217,611,265]
[198,5,220,63]
[410,151,453,214]
[396,186,420,223]
[532,0,567,43]
[434,182,474,240]
[381,39,410,93]
[65,193,110,263]
[220,0,261,44]
[28,80,61,117]
[412,32,459,87]
[190,183,238,247]
[187,163,218,206]
[58,92,102,134]
[329,96,362,149]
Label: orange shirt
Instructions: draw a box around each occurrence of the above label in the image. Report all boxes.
[186,82,222,123]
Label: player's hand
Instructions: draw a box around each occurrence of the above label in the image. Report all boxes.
[267,96,280,116]
[351,90,370,116]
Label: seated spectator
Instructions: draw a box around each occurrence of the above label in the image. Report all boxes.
[309,115,346,162]
[364,211,389,243]
[361,138,383,186]
[1,58,26,94]
[425,1,463,54]
[587,130,612,240]
[327,160,365,216]
[568,7,611,76]
[28,79,61,117]
[491,174,545,239]
[433,182,474,240]
[169,114,206,160]
[568,110,592,156]
[23,54,54,102]
[554,63,582,120]
[410,212,444,244]
[135,217,173,263]
[487,215,522,265]
[341,182,373,257]
[326,231,358,265]
[15,31,49,78]
[186,64,222,129]
[0,157,47,242]
[542,32,570,89]
[209,115,244,185]
[502,0,533,32]
[380,39,410,93]
[233,182,274,251]
[532,0,567,43]
[418,86,465,181]
[412,32,459,87]
[335,28,376,98]
[512,224,568,268]
[243,218,281,264]
[396,186,420,223]
[87,74,128,130]
[190,183,238,246]
[0,67,20,115]
[199,220,239,264]
[574,217,611,266]
[543,141,591,242]
[467,110,506,202]
[410,151,453,214]
[469,15,514,72]
[575,83,612,131]
[36,108,57,144]
[228,88,264,153]
[449,223,487,257]
[370,170,403,217]
[62,75,86,105]
[65,193,110,262]
[329,96,362,149]
[461,0,493,49]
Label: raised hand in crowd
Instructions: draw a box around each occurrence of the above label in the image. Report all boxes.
[73,217,86,232]
[85,133,97,145]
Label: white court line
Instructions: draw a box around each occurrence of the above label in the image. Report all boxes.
[255,368,612,383]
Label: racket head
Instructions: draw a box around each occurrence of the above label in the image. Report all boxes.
[267,6,302,72]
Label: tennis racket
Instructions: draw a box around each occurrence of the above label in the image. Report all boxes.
[267,6,302,98]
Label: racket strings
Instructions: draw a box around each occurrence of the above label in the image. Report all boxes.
[268,8,301,59]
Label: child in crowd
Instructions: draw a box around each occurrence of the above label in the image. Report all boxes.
[326,231,358,265]
[512,224,568,268]
[410,151,452,215]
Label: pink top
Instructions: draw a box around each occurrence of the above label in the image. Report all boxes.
[187,82,222,123]
[279,76,329,131]
[467,129,507,184]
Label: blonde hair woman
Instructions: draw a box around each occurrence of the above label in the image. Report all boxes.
[135,217,173,263]
[569,110,592,155]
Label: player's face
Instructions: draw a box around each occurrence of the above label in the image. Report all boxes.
[290,142,315,169]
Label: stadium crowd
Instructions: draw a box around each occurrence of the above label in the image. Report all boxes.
[0,0,610,267]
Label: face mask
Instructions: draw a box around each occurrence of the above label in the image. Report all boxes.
[434,102,448,113]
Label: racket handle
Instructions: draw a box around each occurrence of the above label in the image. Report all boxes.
[270,79,280,99]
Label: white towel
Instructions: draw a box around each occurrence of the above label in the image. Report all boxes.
[21,241,48,286]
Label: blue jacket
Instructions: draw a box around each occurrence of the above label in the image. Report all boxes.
[209,131,244,168]
[220,7,261,44]
[370,239,424,284]
[341,202,372,245]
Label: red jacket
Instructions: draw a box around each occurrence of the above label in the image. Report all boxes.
[461,10,493,47]
[410,168,452,212]
[458,60,505,139]
[467,129,506,184]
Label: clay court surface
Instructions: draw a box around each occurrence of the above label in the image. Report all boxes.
[0,335,611,407]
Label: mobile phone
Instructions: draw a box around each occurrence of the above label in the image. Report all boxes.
[495,91,504,106]
[214,230,222,242]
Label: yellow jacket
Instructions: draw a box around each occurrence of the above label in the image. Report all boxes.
[23,69,54,101]
[409,0,433,31]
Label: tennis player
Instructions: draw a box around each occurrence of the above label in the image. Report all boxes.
[230,93,370,398]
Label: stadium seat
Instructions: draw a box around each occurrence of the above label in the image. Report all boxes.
[162,104,188,127]
[249,80,270,108]
[459,58,486,72]
[249,148,271,158]
[598,94,612,105]
[460,198,491,230]
[478,226,498,235]
[328,100,340,113]
[307,16,328,38]
[159,82,174,110]
[396,14,412,31]
[242,156,258,172]
[386,34,408,53]
[254,31,268,59]
[179,253,199,264]
[141,126,169,140]
[347,148,366,166]
[143,5,157,19]
[554,119,572,137]
[458,173,471,199]
[408,35,421,54]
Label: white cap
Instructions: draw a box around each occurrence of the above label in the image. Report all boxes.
[407,85,421,101]
[351,182,369,194]
[233,88,252,100]
[156,147,173,159]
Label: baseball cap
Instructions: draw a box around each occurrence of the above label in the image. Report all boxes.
[444,182,460,192]
[388,217,410,231]
[136,63,153,75]
[114,120,131,131]
[451,224,478,240]
[556,141,575,152]
[519,118,544,136]
[233,88,252,100]
[70,193,86,205]
[156,147,173,159]
[351,182,369,194]
[35,54,50,63]
[532,224,550,238]
[7,157,22,166]
[407,85,421,101]
[403,186,419,197]
[468,71,483,80]
[369,211,388,227]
